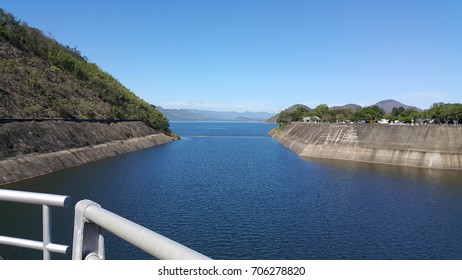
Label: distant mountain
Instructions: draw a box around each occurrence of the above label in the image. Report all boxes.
[266,104,311,123]
[160,100,425,122]
[287,104,311,111]
[267,100,425,123]
[188,109,275,121]
[330,104,362,112]
[157,107,275,121]
[156,107,211,121]
[375,99,422,113]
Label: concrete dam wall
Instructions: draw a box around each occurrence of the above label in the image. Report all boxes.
[0,121,174,185]
[272,123,462,170]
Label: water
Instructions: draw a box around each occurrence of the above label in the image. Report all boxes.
[1,121,462,259]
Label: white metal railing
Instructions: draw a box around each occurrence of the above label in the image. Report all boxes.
[0,189,210,260]
[72,199,211,260]
[0,189,72,260]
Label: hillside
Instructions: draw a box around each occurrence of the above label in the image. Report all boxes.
[266,104,311,123]
[375,99,421,113]
[330,104,362,112]
[268,100,422,123]
[0,9,170,133]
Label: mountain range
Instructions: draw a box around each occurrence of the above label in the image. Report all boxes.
[156,107,275,121]
[158,99,422,122]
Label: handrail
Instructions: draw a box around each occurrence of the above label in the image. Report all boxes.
[0,189,72,259]
[0,189,71,207]
[0,236,69,254]
[0,190,210,260]
[72,200,211,260]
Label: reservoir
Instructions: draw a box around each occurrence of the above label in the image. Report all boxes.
[1,121,462,259]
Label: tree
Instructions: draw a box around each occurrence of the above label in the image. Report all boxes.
[422,103,462,124]
[277,109,292,124]
[277,106,310,124]
[330,108,354,122]
[392,106,405,117]
[335,113,346,122]
[354,105,384,122]
[314,104,329,116]
[398,108,421,123]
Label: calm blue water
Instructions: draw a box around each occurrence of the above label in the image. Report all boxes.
[1,121,462,259]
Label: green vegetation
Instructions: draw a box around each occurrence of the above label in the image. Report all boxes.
[389,106,421,123]
[277,104,357,124]
[354,105,385,122]
[277,105,310,123]
[424,103,462,124]
[0,9,170,133]
[277,103,462,125]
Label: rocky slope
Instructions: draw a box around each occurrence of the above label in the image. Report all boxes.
[0,120,173,185]
[0,10,177,184]
[0,120,167,159]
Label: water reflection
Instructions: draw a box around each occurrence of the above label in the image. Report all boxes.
[309,158,462,188]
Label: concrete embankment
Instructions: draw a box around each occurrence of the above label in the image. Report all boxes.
[271,123,462,170]
[0,120,174,185]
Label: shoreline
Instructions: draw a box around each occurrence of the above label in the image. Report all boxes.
[0,133,173,185]
[0,120,174,185]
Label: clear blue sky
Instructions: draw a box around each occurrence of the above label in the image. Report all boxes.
[3,0,461,113]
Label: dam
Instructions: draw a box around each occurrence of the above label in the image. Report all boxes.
[271,123,462,170]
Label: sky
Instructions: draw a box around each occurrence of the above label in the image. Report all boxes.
[2,0,461,113]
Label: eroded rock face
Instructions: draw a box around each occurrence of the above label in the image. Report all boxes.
[0,121,174,185]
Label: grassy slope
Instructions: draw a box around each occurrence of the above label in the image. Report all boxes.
[0,9,170,133]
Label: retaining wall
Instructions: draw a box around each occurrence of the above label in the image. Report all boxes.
[0,121,173,185]
[272,123,462,170]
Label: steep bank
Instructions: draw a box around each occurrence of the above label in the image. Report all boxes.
[0,10,175,185]
[272,123,462,170]
[0,121,174,185]
[1,9,169,132]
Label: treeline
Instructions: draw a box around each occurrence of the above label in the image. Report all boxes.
[278,103,462,125]
[0,9,170,133]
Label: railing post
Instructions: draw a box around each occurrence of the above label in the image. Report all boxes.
[72,199,210,260]
[42,205,51,260]
[72,200,105,260]
[0,189,71,260]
